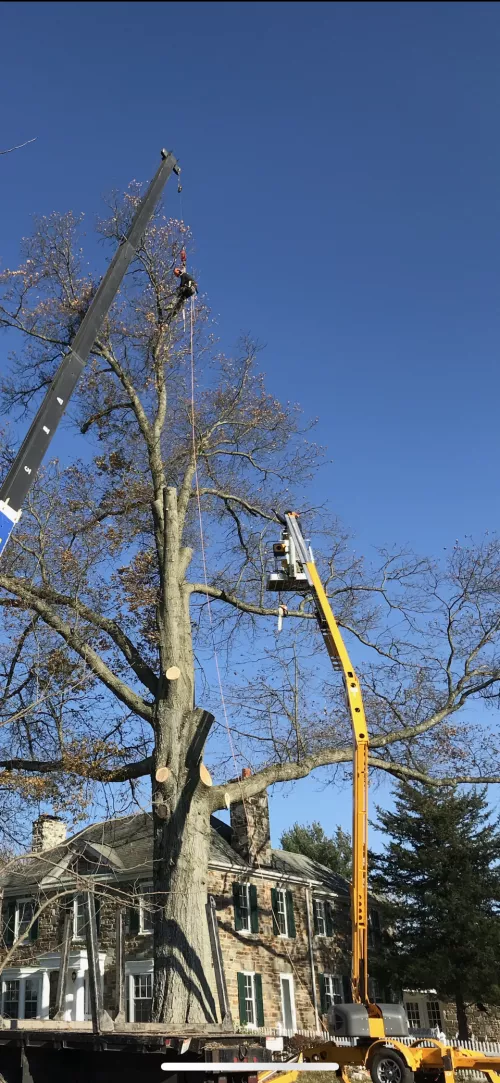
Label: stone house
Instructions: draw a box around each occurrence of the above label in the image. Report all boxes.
[0,791,373,1032]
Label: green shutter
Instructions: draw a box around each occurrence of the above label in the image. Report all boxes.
[237,972,247,1024]
[254,973,264,1026]
[128,905,140,935]
[286,891,296,938]
[271,888,279,935]
[249,884,259,933]
[319,973,326,1014]
[233,883,243,931]
[325,899,334,937]
[3,900,16,946]
[342,975,353,1003]
[312,898,319,935]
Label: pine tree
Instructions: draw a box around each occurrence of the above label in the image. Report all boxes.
[371,783,500,1040]
[280,821,352,878]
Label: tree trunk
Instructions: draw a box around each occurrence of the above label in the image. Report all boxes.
[150,486,217,1025]
[456,989,470,1042]
[151,770,217,1025]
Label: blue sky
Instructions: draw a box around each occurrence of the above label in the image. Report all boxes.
[1,1,499,848]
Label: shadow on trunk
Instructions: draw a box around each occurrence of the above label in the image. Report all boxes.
[154,918,217,1023]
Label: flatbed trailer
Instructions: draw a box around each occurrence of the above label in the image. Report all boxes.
[0,1021,301,1083]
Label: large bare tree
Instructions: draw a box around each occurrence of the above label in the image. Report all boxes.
[1,189,500,1023]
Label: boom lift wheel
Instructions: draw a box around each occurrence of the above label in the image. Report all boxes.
[369,1048,414,1083]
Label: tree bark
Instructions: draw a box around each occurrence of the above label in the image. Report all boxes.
[151,763,217,1024]
[456,989,470,1042]
[150,486,217,1024]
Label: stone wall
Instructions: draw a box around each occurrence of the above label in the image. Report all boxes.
[1,866,353,1028]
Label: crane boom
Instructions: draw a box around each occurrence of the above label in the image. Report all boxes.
[268,512,370,1006]
[0,148,179,558]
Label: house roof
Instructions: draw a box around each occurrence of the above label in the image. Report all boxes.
[0,812,349,896]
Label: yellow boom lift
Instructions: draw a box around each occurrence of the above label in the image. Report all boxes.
[268,512,500,1083]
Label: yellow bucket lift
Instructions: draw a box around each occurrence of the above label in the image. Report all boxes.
[268,512,500,1083]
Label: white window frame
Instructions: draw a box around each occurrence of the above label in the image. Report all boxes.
[275,888,288,938]
[313,897,327,937]
[403,991,445,1035]
[138,882,154,935]
[125,960,153,1023]
[405,1000,421,1029]
[323,973,343,1011]
[240,970,258,1028]
[73,894,86,941]
[238,883,252,934]
[1,970,41,1020]
[279,972,296,1032]
[15,897,36,940]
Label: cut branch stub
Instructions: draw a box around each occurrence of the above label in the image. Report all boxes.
[155,766,170,783]
[166,666,180,681]
[199,763,213,787]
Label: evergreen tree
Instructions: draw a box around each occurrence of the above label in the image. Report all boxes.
[280,821,351,878]
[371,782,500,1040]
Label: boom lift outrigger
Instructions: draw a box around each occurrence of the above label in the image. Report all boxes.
[268,512,500,1083]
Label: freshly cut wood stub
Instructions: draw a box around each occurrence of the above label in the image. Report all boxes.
[155,766,170,783]
[224,792,231,809]
[199,763,212,787]
[166,666,180,681]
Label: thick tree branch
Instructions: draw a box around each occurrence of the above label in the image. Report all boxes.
[0,755,152,783]
[0,579,153,722]
[0,575,158,696]
[189,582,314,620]
[211,747,500,813]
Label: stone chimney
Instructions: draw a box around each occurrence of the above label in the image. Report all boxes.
[229,770,272,866]
[32,815,67,853]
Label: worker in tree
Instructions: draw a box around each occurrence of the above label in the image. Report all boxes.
[174,248,197,296]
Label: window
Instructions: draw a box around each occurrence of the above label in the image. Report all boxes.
[313,897,334,937]
[233,883,259,933]
[271,888,296,938]
[72,894,100,940]
[2,899,38,945]
[133,973,152,1022]
[1,975,39,1020]
[73,895,86,939]
[403,992,445,1034]
[2,979,19,1019]
[321,974,343,1012]
[237,972,264,1027]
[276,889,287,935]
[427,1000,442,1030]
[24,978,38,1020]
[16,899,36,940]
[139,884,154,935]
[280,974,296,1031]
[405,1001,421,1029]
[313,898,326,936]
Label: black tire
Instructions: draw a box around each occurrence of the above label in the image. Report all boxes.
[370,1047,415,1083]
